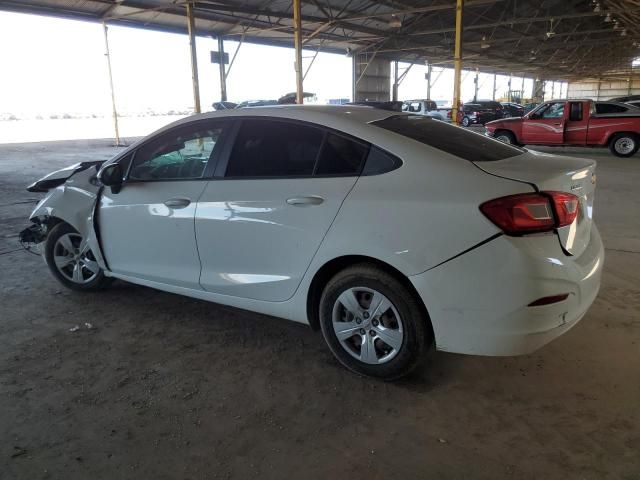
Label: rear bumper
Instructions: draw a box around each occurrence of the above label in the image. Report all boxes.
[410,226,604,356]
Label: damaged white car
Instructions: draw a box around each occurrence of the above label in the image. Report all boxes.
[21,106,604,380]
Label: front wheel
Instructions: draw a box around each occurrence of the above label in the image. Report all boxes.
[461,116,471,127]
[44,222,111,291]
[319,264,431,380]
[609,133,639,157]
[495,130,517,145]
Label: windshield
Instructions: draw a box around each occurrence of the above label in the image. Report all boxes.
[371,115,524,162]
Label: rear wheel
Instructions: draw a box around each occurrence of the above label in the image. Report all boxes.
[44,222,111,291]
[495,130,517,145]
[609,133,638,157]
[319,264,431,380]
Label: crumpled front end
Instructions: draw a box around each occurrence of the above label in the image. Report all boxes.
[20,166,108,270]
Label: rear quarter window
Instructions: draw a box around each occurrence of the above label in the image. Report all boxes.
[371,115,523,162]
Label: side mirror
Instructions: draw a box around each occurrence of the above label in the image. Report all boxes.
[97,163,124,194]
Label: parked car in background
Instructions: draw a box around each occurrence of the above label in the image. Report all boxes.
[19,106,604,380]
[608,94,640,103]
[457,100,504,126]
[626,100,640,109]
[402,99,446,120]
[595,101,640,115]
[523,103,539,114]
[501,102,525,118]
[485,99,640,157]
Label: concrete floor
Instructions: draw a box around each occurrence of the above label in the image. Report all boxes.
[0,139,638,479]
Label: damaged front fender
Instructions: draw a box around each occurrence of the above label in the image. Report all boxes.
[27,167,109,271]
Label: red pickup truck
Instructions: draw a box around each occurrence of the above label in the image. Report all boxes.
[485,99,640,157]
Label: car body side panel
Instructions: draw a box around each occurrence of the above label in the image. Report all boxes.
[585,116,640,145]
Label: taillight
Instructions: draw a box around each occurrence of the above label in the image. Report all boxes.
[473,111,479,116]
[480,192,579,235]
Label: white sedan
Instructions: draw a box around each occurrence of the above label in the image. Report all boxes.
[21,106,604,380]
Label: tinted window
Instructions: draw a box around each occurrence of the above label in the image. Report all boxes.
[362,146,402,175]
[595,103,628,114]
[129,124,222,181]
[372,115,523,162]
[226,119,323,177]
[315,133,369,176]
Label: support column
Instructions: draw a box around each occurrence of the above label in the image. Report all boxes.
[492,73,497,100]
[392,61,399,101]
[551,81,555,99]
[217,36,227,102]
[186,1,201,114]
[102,23,122,146]
[452,0,463,125]
[473,69,479,102]
[293,0,304,104]
[507,73,512,102]
[520,77,525,102]
[426,63,432,100]
[533,78,544,102]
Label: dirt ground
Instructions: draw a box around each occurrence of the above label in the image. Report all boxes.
[1,138,638,480]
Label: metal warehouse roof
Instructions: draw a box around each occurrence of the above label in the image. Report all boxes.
[2,0,640,79]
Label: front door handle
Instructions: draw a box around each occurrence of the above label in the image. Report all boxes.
[164,197,191,209]
[286,196,324,206]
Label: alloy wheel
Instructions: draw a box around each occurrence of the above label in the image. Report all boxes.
[331,287,404,365]
[53,233,100,284]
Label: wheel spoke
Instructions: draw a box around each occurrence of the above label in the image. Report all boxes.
[369,291,391,318]
[82,258,100,275]
[373,326,403,351]
[79,238,91,255]
[54,255,73,269]
[359,334,378,363]
[58,234,75,254]
[333,321,360,341]
[337,289,362,316]
[72,262,83,282]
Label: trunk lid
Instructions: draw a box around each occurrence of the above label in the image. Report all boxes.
[474,149,596,257]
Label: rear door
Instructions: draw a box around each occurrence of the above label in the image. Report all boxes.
[522,101,567,144]
[195,118,369,301]
[564,101,589,145]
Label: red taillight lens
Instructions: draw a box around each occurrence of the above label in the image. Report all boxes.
[550,191,579,227]
[480,192,579,235]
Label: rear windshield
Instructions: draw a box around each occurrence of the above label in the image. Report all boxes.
[371,115,523,162]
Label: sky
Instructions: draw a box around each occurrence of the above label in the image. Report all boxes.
[0,11,567,118]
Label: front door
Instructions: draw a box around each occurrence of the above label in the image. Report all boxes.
[196,118,370,302]
[522,101,566,144]
[98,120,227,289]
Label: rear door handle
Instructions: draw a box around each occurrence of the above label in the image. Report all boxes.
[164,197,191,208]
[286,196,324,206]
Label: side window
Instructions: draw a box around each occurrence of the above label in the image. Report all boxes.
[541,102,565,119]
[569,102,583,121]
[596,103,626,114]
[362,146,402,175]
[408,102,421,113]
[315,133,369,176]
[129,124,222,181]
[226,119,323,177]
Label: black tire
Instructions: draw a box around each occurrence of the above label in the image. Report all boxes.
[495,130,517,145]
[608,133,639,158]
[44,222,112,291]
[461,116,471,127]
[319,264,431,380]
